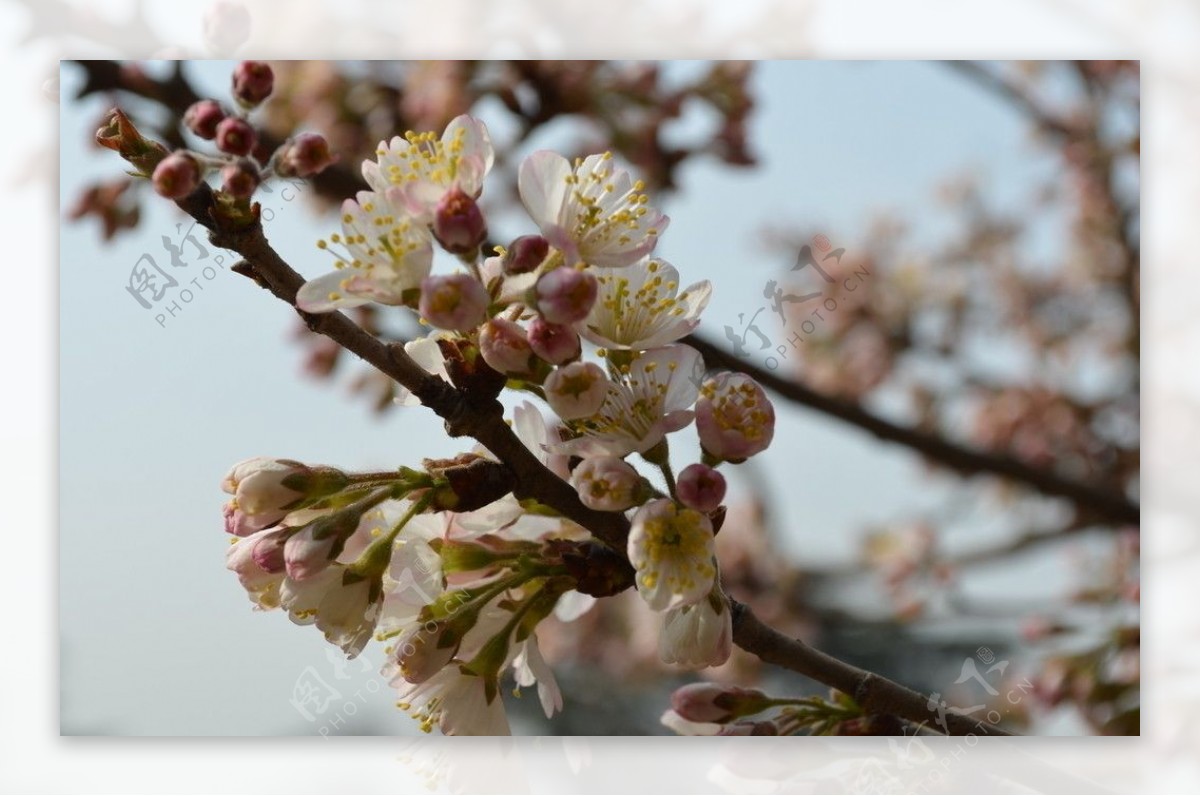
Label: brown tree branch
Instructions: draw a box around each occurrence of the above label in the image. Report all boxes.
[683,333,1140,526]
[166,183,1011,735]
[730,600,1010,736]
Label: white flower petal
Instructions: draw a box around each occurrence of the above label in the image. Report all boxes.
[518,150,571,230]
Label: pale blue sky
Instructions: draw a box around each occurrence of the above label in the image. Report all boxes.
[60,60,1067,735]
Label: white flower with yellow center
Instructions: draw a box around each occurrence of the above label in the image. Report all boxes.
[628,498,716,611]
[582,258,711,350]
[553,344,703,458]
[297,190,433,313]
[363,114,494,223]
[392,665,512,736]
[519,150,668,268]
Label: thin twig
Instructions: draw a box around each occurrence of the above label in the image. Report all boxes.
[683,334,1140,526]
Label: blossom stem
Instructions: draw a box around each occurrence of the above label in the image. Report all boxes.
[658,461,678,500]
[348,491,436,579]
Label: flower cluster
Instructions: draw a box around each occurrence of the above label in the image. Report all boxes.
[219,107,777,735]
[141,61,335,205]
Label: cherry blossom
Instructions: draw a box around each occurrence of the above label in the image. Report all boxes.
[519,150,667,268]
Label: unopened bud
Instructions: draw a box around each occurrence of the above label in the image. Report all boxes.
[283,507,360,581]
[183,99,226,140]
[151,151,202,199]
[215,116,257,157]
[433,186,488,255]
[479,318,534,376]
[221,457,348,536]
[276,132,335,178]
[95,108,168,174]
[670,683,769,724]
[250,527,290,573]
[676,463,726,513]
[419,274,489,332]
[232,60,274,107]
[534,267,598,324]
[545,361,609,420]
[221,158,260,199]
[502,234,549,275]
[527,317,580,365]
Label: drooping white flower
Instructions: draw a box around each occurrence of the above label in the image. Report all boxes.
[225,527,287,609]
[393,665,511,736]
[512,634,563,719]
[296,191,433,312]
[659,587,733,668]
[278,500,441,658]
[628,499,716,611]
[386,603,518,736]
[553,345,703,458]
[279,565,380,658]
[378,512,449,639]
[519,150,667,268]
[582,259,711,350]
[363,114,494,224]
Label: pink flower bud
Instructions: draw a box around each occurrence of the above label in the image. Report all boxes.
[527,317,580,365]
[696,373,776,462]
[419,274,489,332]
[232,60,274,107]
[502,234,549,275]
[534,267,597,324]
[215,116,257,157]
[283,523,337,581]
[221,457,347,536]
[670,683,768,724]
[250,527,290,573]
[545,361,609,420]
[276,133,335,178]
[183,99,226,140]
[433,186,488,255]
[570,456,641,511]
[151,152,202,199]
[220,158,260,199]
[479,318,534,375]
[676,463,726,513]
